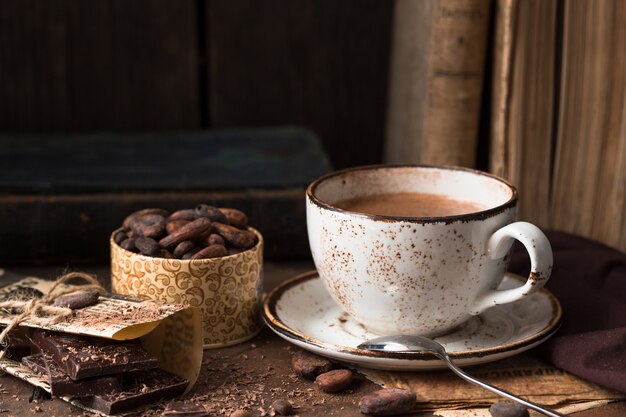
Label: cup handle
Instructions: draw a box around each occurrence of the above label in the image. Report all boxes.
[469,221,553,315]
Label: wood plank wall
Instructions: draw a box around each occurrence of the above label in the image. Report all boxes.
[0,0,393,169]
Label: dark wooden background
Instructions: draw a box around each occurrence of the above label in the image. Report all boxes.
[0,0,394,169]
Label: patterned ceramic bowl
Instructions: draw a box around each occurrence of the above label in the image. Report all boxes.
[110,228,263,348]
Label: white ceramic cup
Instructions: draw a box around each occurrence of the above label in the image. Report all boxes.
[306,165,553,337]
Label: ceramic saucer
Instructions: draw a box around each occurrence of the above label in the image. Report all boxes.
[263,271,562,371]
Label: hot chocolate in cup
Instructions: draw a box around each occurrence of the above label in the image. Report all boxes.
[306,165,553,337]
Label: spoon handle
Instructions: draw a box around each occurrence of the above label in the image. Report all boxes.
[442,356,566,417]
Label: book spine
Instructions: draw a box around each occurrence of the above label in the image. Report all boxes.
[385,0,491,167]
[489,0,517,178]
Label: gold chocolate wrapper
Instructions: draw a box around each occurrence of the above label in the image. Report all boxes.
[110,227,264,348]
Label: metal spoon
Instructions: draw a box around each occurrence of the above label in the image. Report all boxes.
[358,335,565,417]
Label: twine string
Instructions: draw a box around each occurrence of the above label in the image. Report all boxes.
[0,272,105,361]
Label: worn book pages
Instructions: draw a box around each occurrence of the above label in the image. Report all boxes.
[551,0,626,251]
[489,0,557,228]
[359,353,624,414]
[413,400,615,416]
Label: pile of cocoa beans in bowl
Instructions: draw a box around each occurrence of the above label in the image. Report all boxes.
[113,204,259,260]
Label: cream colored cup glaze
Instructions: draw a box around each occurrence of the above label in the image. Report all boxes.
[306,165,553,337]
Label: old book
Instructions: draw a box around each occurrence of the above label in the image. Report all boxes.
[385,0,491,167]
[489,0,558,227]
[491,0,626,253]
[551,0,626,250]
[0,127,331,263]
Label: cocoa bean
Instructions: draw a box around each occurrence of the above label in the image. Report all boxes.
[230,410,252,417]
[359,388,416,416]
[119,204,256,260]
[158,249,175,259]
[219,208,248,229]
[122,208,169,229]
[489,402,529,417]
[212,223,258,250]
[190,244,227,259]
[182,247,202,260]
[129,214,166,238]
[168,209,198,222]
[205,233,225,247]
[120,238,136,252]
[291,350,333,380]
[195,204,229,224]
[271,400,294,416]
[114,231,127,245]
[166,219,190,235]
[173,240,196,258]
[135,236,161,256]
[53,290,100,309]
[315,369,353,393]
[159,218,212,249]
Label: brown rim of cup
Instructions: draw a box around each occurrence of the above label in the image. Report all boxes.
[306,164,519,224]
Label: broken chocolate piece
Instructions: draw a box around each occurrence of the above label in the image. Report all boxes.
[77,369,188,415]
[27,329,158,380]
[162,401,209,416]
[22,354,121,398]
[3,333,32,361]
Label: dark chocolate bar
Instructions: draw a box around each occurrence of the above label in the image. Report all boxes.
[27,329,158,380]
[3,333,32,361]
[162,401,209,416]
[22,353,121,398]
[77,369,188,415]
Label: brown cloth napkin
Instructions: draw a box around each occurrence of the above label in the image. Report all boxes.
[509,230,626,394]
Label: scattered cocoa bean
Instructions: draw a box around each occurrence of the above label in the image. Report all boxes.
[135,236,161,256]
[159,218,212,249]
[489,402,530,417]
[129,214,166,239]
[166,220,190,235]
[212,223,258,250]
[173,240,196,258]
[182,247,202,260]
[359,388,416,416]
[219,208,248,229]
[205,233,225,247]
[120,238,136,252]
[195,204,229,224]
[271,400,294,416]
[53,290,100,309]
[229,410,253,417]
[168,209,198,222]
[114,231,127,245]
[159,249,175,259]
[291,350,333,380]
[122,208,169,229]
[190,244,228,260]
[315,369,353,393]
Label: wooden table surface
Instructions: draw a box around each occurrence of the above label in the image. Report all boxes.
[1,262,624,417]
